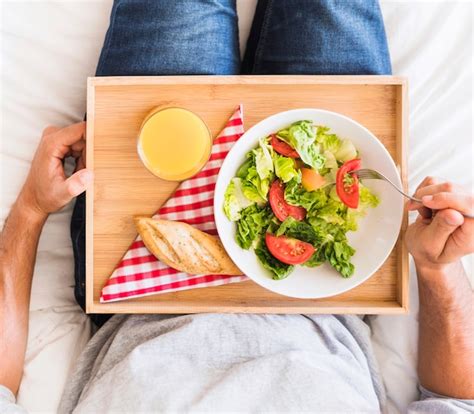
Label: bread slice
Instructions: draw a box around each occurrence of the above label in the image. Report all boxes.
[134,217,243,276]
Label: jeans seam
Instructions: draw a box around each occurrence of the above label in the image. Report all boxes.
[73,198,85,295]
[252,0,274,74]
[96,0,118,75]
[77,206,85,289]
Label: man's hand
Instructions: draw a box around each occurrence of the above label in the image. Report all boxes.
[405,176,474,271]
[17,121,93,222]
[405,176,474,399]
[0,121,92,395]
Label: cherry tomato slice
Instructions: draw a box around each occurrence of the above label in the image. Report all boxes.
[269,180,306,221]
[270,134,299,158]
[265,233,315,265]
[336,159,361,209]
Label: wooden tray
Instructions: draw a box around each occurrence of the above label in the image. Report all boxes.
[86,75,408,314]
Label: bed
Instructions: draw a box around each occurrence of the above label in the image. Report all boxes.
[1,1,472,412]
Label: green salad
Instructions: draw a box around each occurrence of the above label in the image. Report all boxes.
[223,120,380,280]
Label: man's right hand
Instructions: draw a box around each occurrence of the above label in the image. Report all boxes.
[405,176,474,271]
[18,122,92,223]
[1,122,92,396]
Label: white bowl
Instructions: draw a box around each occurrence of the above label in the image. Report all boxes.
[214,109,403,299]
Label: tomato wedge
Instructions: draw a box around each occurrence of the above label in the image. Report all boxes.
[269,180,306,221]
[265,233,315,265]
[336,159,361,209]
[270,134,299,158]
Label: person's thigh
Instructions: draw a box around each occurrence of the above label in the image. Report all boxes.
[242,0,391,75]
[71,0,239,326]
[98,0,240,75]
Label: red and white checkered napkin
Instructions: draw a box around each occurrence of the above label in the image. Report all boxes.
[100,106,249,303]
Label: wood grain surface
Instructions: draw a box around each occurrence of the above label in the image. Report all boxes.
[86,75,408,314]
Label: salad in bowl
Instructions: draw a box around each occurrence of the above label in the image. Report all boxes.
[223,120,380,281]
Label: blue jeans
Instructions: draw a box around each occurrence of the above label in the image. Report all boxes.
[72,0,391,326]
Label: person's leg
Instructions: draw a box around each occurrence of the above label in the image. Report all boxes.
[242,0,391,75]
[71,0,240,327]
[96,0,240,76]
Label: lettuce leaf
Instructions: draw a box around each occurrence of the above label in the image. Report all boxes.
[344,185,380,232]
[307,240,355,277]
[253,138,274,180]
[236,204,273,249]
[276,217,319,245]
[307,217,345,243]
[303,242,354,277]
[360,185,380,208]
[304,216,355,277]
[255,238,294,280]
[248,169,271,201]
[236,156,253,179]
[322,150,338,173]
[277,121,325,170]
[276,128,290,140]
[320,165,338,184]
[325,240,355,277]
[316,198,347,226]
[241,179,265,204]
[310,189,357,232]
[316,126,341,154]
[284,179,328,211]
[329,185,340,201]
[344,210,360,233]
[242,165,269,202]
[323,150,338,168]
[223,178,254,221]
[237,150,272,202]
[273,154,301,183]
[334,139,357,162]
[302,250,325,268]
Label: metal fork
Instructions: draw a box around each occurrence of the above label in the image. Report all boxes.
[351,169,474,219]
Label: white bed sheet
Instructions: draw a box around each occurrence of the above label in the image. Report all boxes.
[1,1,472,413]
[372,2,473,412]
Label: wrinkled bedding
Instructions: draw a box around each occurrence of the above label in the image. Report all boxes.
[1,1,472,412]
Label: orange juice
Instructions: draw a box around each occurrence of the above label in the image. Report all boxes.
[137,107,212,181]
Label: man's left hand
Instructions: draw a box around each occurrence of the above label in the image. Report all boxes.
[405,176,473,272]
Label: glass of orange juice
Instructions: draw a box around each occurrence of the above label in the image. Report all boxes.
[137,107,212,181]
